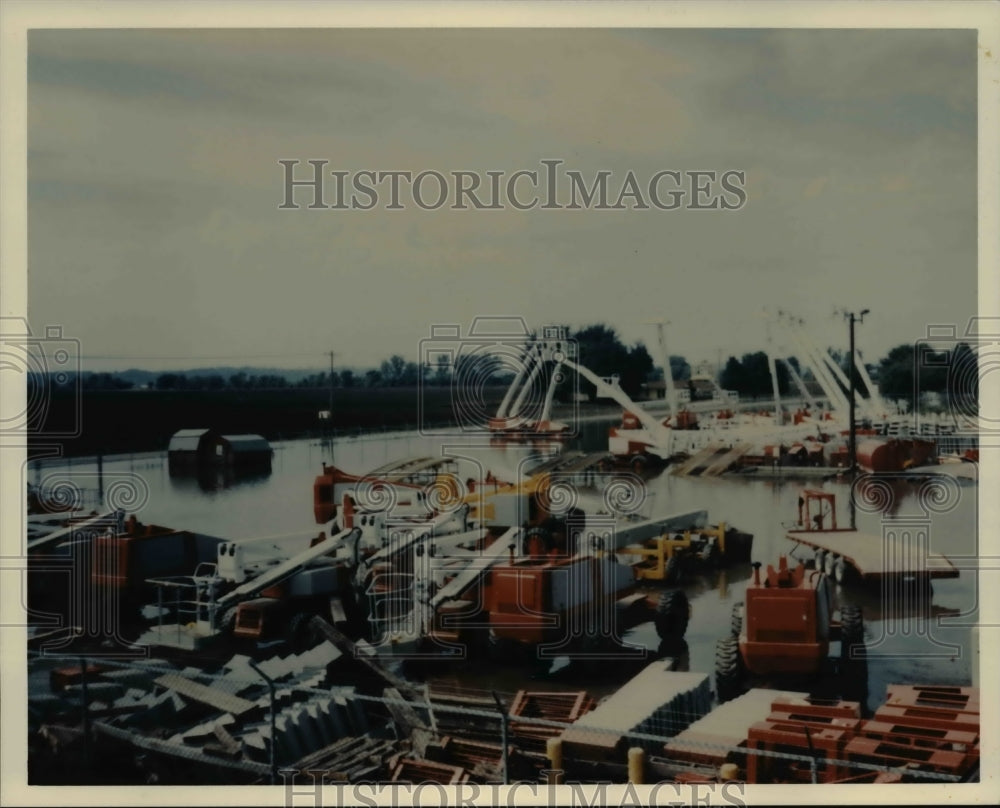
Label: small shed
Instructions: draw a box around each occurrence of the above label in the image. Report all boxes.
[212,434,273,471]
[167,429,219,472]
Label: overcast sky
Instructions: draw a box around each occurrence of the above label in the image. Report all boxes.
[27,28,977,373]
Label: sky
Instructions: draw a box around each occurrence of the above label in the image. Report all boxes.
[25,27,979,374]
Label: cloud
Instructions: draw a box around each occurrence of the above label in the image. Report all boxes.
[25,28,978,370]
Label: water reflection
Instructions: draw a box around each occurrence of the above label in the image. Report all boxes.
[169,466,273,493]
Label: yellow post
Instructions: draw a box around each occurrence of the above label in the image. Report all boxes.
[627,747,645,784]
[546,737,564,784]
[719,762,739,781]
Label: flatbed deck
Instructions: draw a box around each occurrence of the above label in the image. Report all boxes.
[786,528,959,582]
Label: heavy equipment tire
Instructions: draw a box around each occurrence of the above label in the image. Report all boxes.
[730,601,744,637]
[833,557,849,585]
[714,636,745,704]
[814,548,827,571]
[288,611,323,653]
[630,454,649,473]
[654,590,690,641]
[218,605,239,636]
[840,604,864,662]
[523,527,553,556]
[664,553,680,584]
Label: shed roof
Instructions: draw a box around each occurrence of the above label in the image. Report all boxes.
[220,434,272,453]
[168,428,214,453]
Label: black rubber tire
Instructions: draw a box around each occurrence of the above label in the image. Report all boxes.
[730,601,744,637]
[630,454,648,473]
[218,605,239,635]
[840,604,863,662]
[287,611,323,653]
[715,636,745,704]
[654,590,690,641]
[833,556,850,585]
[814,548,827,572]
[664,553,680,584]
[523,527,552,556]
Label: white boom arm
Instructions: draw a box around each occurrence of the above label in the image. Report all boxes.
[563,359,674,449]
[428,526,521,609]
[218,526,361,608]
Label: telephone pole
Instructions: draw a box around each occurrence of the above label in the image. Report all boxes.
[844,309,869,529]
[328,350,336,457]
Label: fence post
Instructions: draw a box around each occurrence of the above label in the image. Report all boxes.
[79,655,91,771]
[546,737,563,784]
[491,691,510,785]
[250,661,277,785]
[627,747,645,784]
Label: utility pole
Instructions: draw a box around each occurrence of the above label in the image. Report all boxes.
[328,350,336,459]
[845,309,869,529]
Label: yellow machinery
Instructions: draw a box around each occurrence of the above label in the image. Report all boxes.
[620,523,729,582]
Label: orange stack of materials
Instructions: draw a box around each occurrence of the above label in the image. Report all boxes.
[844,685,980,780]
[509,690,595,751]
[745,696,862,783]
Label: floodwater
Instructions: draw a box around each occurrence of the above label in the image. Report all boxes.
[27,419,979,712]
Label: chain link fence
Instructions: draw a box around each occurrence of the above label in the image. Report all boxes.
[26,647,977,787]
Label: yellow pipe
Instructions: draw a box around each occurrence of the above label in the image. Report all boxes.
[627,747,645,784]
[546,737,564,784]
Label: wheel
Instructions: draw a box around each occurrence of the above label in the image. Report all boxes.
[840,604,863,663]
[523,527,552,556]
[654,590,690,641]
[714,636,745,704]
[218,605,239,635]
[824,552,838,577]
[730,601,744,637]
[663,553,680,584]
[287,610,324,653]
[630,454,648,473]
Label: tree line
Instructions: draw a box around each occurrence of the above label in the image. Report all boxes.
[62,331,979,410]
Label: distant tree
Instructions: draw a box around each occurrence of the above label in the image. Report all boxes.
[619,342,654,399]
[877,344,916,405]
[380,355,408,386]
[453,352,504,384]
[946,342,978,414]
[229,372,248,389]
[340,369,355,388]
[433,354,451,386]
[365,369,382,387]
[720,357,745,395]
[668,355,691,382]
[400,361,419,386]
[570,324,650,399]
[156,373,187,390]
[83,372,133,390]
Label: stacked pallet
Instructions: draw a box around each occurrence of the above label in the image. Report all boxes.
[424,736,518,781]
[666,685,980,783]
[391,758,470,784]
[560,662,712,757]
[745,697,862,783]
[424,684,516,744]
[509,690,595,750]
[843,685,979,781]
[663,688,808,766]
[287,735,398,781]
